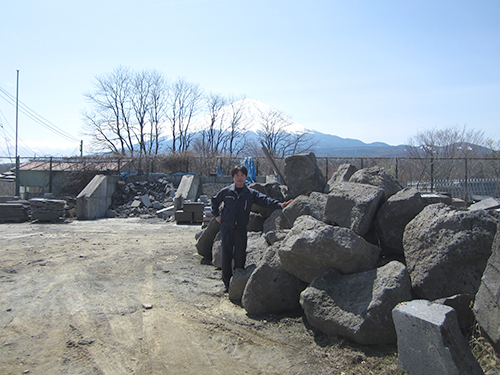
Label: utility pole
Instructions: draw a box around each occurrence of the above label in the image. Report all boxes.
[15,70,20,197]
[80,140,83,157]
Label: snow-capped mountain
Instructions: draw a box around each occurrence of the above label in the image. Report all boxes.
[159,98,407,157]
[191,98,309,134]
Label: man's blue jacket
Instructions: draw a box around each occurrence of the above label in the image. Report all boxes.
[211,184,282,226]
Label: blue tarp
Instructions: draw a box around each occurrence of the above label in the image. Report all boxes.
[243,157,256,184]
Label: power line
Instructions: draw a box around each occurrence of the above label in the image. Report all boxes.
[0,86,80,143]
[0,106,38,158]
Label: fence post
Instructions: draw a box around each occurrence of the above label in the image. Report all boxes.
[395,157,398,180]
[49,156,53,194]
[430,157,434,193]
[464,158,468,201]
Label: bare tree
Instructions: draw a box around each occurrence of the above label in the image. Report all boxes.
[147,72,168,155]
[406,125,487,159]
[83,66,134,154]
[83,67,170,156]
[406,124,490,183]
[199,93,228,155]
[226,97,249,157]
[167,78,203,153]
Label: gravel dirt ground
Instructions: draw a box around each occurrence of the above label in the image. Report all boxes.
[0,218,401,375]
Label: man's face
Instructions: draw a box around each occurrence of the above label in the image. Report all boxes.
[233,171,247,188]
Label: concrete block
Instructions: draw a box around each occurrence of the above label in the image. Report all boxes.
[392,300,483,375]
[76,175,120,220]
[174,174,200,210]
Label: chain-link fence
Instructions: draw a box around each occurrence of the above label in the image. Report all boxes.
[2,154,500,201]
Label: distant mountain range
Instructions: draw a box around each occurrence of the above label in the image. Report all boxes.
[161,98,409,157]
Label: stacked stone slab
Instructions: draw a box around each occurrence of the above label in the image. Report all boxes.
[30,198,66,221]
[0,201,30,222]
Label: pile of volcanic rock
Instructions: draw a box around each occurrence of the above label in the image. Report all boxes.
[196,152,500,373]
[108,176,177,218]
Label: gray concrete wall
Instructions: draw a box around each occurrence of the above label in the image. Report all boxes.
[76,174,120,220]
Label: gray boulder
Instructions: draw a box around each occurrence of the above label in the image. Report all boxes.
[279,216,380,283]
[434,294,475,335]
[195,217,220,262]
[282,192,327,227]
[349,166,402,198]
[248,212,265,232]
[474,230,500,352]
[374,188,426,255]
[403,203,498,300]
[421,193,453,206]
[284,152,326,198]
[212,232,268,270]
[242,246,307,315]
[229,265,256,303]
[262,209,291,233]
[323,163,358,193]
[249,181,285,218]
[300,261,411,345]
[392,300,484,375]
[324,181,385,236]
[264,229,290,246]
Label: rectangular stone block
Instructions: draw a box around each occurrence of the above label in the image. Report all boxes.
[392,300,483,375]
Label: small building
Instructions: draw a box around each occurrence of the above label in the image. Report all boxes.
[16,158,133,199]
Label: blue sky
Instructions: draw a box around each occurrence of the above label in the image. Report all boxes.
[1,0,499,157]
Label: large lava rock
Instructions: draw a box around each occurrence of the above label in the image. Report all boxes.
[278,215,380,283]
[284,152,326,198]
[241,246,307,315]
[324,181,385,237]
[403,203,498,300]
[474,229,500,352]
[349,166,402,199]
[300,261,412,345]
[282,192,327,227]
[374,188,427,256]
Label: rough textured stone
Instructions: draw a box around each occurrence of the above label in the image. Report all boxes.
[249,181,286,218]
[248,212,265,232]
[284,153,326,198]
[324,181,385,236]
[434,294,475,335]
[474,230,500,352]
[403,203,498,300]
[282,192,327,227]
[195,217,220,262]
[300,261,411,345]
[349,166,402,198]
[262,209,291,233]
[324,163,358,193]
[242,246,307,315]
[212,232,268,270]
[229,265,256,303]
[264,229,290,246]
[279,216,380,283]
[392,300,484,375]
[374,188,426,255]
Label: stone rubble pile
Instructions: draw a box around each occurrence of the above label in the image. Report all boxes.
[108,176,176,218]
[196,152,500,374]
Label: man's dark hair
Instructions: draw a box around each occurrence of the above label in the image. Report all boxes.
[231,165,248,177]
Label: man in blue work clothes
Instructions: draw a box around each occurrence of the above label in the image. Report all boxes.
[211,165,293,293]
